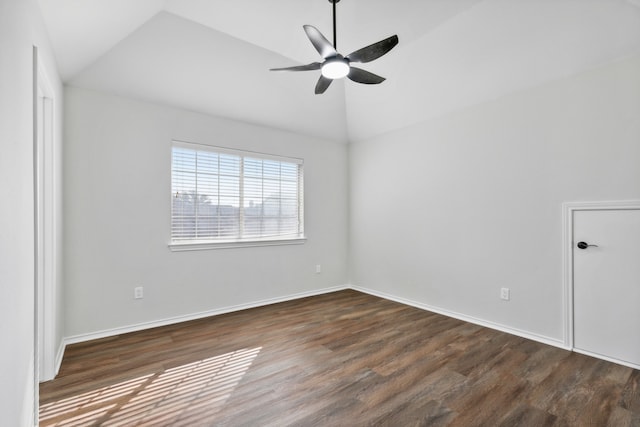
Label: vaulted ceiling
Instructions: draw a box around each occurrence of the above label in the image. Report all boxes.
[39,0,640,142]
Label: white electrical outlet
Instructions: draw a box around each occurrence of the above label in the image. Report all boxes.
[500,287,510,301]
[315,264,322,274]
[134,286,144,299]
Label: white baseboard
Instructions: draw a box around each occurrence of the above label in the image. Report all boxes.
[351,285,568,350]
[573,348,640,371]
[61,284,568,360]
[63,285,349,346]
[54,340,65,377]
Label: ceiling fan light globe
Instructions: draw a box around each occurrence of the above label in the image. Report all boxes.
[321,59,350,79]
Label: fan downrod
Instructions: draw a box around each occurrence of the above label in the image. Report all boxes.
[328,0,341,49]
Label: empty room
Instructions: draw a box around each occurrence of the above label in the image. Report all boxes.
[2,0,640,425]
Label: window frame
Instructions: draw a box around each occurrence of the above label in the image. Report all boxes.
[168,140,306,251]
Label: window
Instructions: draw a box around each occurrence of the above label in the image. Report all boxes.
[170,141,304,250]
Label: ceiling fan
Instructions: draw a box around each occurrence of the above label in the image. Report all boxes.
[270,0,399,95]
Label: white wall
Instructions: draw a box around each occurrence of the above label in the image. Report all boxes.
[0,0,63,424]
[350,55,640,343]
[64,86,349,338]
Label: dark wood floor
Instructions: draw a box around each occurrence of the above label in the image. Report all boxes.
[40,290,640,426]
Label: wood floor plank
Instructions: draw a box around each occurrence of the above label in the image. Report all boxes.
[40,290,640,426]
[621,369,640,413]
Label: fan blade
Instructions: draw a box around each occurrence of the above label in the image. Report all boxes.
[303,25,337,59]
[315,76,333,94]
[346,35,399,64]
[270,62,322,72]
[348,67,386,85]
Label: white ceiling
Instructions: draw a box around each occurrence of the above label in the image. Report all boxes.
[39,0,640,142]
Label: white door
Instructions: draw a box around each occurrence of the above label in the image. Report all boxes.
[573,208,640,368]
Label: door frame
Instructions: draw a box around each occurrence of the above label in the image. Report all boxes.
[33,46,58,388]
[562,200,640,364]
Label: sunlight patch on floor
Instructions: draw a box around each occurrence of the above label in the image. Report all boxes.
[40,347,262,426]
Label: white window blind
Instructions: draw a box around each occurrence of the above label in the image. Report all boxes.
[171,141,304,247]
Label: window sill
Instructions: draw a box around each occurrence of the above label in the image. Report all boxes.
[168,236,307,252]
